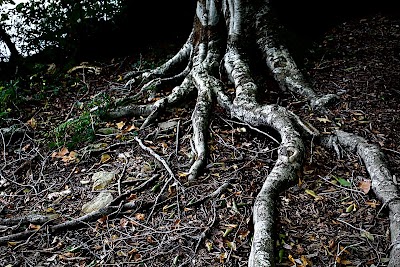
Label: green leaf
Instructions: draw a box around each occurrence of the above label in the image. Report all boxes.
[278,249,284,263]
[15,2,24,12]
[333,176,351,187]
[361,230,374,241]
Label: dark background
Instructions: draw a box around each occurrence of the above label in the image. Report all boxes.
[31,0,400,62]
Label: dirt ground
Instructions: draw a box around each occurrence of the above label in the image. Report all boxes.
[1,12,400,267]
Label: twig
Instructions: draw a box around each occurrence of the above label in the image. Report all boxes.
[13,218,57,250]
[146,177,172,222]
[134,136,182,188]
[382,147,400,156]
[220,116,280,144]
[194,204,216,253]
[112,174,160,205]
[0,175,160,244]
[336,218,367,232]
[117,157,128,196]
[187,178,233,207]
[0,170,38,195]
[334,240,364,267]
[0,128,6,166]
[175,120,180,155]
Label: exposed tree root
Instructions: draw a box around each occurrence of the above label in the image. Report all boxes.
[91,0,400,266]
[324,130,400,267]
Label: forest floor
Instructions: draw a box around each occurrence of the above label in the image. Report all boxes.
[1,12,400,267]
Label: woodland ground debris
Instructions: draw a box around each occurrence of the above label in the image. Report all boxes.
[0,6,399,267]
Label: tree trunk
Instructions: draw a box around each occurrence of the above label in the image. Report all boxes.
[0,23,20,63]
[104,0,400,266]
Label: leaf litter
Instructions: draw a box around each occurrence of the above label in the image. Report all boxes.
[0,13,399,267]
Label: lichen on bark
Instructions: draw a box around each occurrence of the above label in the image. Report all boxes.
[103,1,400,266]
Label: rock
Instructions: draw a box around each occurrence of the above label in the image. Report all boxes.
[81,191,113,214]
[91,171,115,191]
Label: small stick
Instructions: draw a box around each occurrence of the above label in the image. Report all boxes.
[187,179,233,207]
[134,136,182,188]
[220,117,280,144]
[175,120,180,155]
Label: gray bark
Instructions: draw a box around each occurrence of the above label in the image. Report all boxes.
[104,1,400,266]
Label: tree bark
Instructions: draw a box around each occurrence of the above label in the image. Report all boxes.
[103,0,400,266]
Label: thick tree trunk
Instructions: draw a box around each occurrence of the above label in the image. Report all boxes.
[104,0,400,266]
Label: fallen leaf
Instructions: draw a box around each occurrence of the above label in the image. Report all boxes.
[27,117,37,129]
[366,200,380,208]
[288,254,296,265]
[223,228,233,237]
[226,241,237,251]
[61,151,78,164]
[301,255,312,266]
[116,121,125,129]
[7,241,18,246]
[334,176,351,187]
[134,253,142,261]
[219,252,227,263]
[100,154,111,163]
[205,240,213,251]
[316,117,331,123]
[305,189,323,200]
[52,147,69,158]
[97,215,108,224]
[238,229,250,239]
[135,213,145,221]
[127,194,137,201]
[358,180,371,194]
[124,124,137,132]
[117,251,127,257]
[361,230,374,241]
[29,223,41,230]
[346,203,356,212]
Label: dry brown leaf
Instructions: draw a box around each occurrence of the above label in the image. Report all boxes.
[97,215,108,224]
[124,124,137,132]
[134,253,142,261]
[27,117,37,129]
[62,151,78,163]
[146,236,155,244]
[127,194,137,201]
[366,200,380,208]
[358,180,371,194]
[29,224,41,230]
[119,218,129,228]
[52,147,69,158]
[316,117,331,123]
[135,213,145,221]
[100,154,111,163]
[301,255,312,266]
[116,121,125,129]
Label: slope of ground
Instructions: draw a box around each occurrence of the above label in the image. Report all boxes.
[0,12,399,267]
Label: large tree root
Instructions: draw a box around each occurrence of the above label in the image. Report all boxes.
[323,130,400,267]
[91,0,400,266]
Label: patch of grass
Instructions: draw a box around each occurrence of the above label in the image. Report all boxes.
[51,111,96,149]
[50,93,111,149]
[0,80,19,123]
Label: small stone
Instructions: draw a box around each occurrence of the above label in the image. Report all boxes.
[91,171,115,191]
[82,191,113,214]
